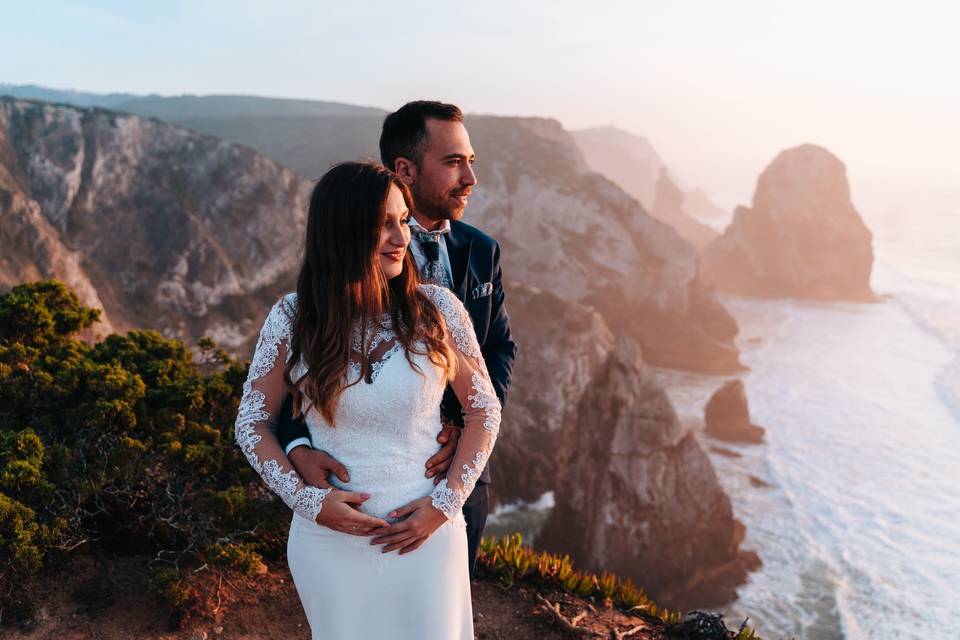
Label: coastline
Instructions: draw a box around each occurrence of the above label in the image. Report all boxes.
[656,290,960,640]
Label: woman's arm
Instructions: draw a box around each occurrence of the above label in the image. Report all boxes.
[235,295,386,534]
[425,286,502,518]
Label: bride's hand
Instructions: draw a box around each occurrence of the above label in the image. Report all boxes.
[369,496,447,555]
[315,490,388,536]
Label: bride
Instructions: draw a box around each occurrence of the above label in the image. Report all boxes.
[234,161,500,639]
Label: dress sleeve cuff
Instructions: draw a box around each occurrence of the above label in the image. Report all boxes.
[429,479,462,520]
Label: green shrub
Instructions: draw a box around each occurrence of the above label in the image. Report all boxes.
[206,542,265,576]
[148,565,191,608]
[0,280,285,622]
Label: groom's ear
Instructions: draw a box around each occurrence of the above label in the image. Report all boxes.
[392,157,417,186]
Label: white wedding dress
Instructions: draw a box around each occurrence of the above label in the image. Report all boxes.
[234,284,501,640]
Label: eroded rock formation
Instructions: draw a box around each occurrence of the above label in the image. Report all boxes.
[702,144,875,301]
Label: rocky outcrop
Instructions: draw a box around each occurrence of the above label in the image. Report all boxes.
[495,287,754,607]
[1,95,743,374]
[466,117,742,374]
[538,338,755,609]
[156,108,746,373]
[651,168,719,251]
[703,380,764,444]
[702,144,876,301]
[491,283,614,504]
[572,127,726,248]
[0,97,310,351]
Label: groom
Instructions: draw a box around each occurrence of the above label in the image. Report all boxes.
[276,100,517,575]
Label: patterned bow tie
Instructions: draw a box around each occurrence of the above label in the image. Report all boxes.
[413,228,453,289]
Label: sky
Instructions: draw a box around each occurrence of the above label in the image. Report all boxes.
[2,0,958,222]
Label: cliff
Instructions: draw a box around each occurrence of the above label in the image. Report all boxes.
[495,283,752,609]
[572,126,725,248]
[466,116,742,374]
[0,95,742,374]
[0,96,310,351]
[651,168,720,251]
[537,338,756,610]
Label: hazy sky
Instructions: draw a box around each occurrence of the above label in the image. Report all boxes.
[3,0,958,220]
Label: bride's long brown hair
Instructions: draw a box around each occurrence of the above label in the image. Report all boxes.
[284,162,454,424]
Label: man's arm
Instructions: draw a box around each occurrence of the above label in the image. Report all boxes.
[276,393,312,454]
[481,241,517,407]
[426,241,516,482]
[276,392,351,488]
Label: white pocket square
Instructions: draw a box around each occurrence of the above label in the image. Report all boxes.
[470,282,493,300]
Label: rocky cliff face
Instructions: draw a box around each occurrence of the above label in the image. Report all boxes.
[466,117,741,374]
[0,97,741,372]
[2,97,753,606]
[651,168,719,251]
[0,158,113,335]
[701,144,876,301]
[494,286,752,608]
[572,126,726,249]
[571,126,663,210]
[537,338,756,609]
[0,97,310,350]
[491,282,614,503]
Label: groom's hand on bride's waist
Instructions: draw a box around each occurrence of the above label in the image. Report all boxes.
[368,497,447,555]
[425,424,460,484]
[288,447,350,489]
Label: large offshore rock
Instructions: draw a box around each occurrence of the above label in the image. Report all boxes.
[702,144,875,301]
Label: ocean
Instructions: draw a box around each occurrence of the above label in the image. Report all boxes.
[488,210,960,639]
[657,212,960,639]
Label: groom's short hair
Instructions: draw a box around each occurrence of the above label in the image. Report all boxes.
[380,101,463,170]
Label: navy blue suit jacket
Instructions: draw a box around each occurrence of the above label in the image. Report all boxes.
[275,219,517,485]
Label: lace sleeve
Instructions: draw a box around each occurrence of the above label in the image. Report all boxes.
[421,285,502,519]
[235,294,330,521]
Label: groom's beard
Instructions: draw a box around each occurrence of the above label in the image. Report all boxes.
[411,182,468,223]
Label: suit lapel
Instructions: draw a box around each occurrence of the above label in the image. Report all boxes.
[445,222,473,302]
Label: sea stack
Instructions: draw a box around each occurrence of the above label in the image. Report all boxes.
[702,144,875,301]
[704,379,764,444]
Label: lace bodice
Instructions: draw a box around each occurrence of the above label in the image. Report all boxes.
[234,285,501,523]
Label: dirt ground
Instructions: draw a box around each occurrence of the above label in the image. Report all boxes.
[4,552,663,640]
